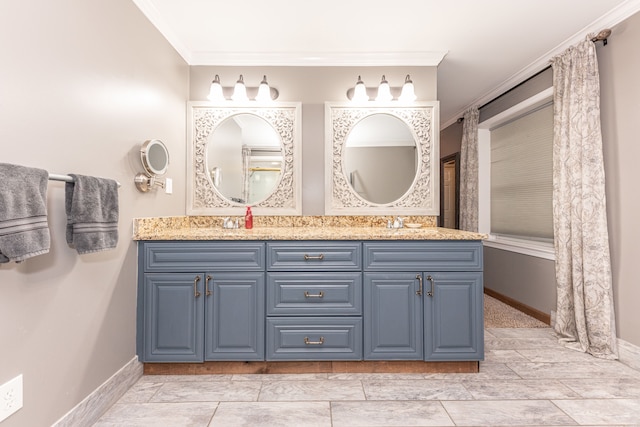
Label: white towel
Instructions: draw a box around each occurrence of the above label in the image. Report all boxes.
[0,163,51,263]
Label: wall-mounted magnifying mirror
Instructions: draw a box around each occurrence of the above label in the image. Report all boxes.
[325,102,440,215]
[187,102,302,215]
[135,139,169,192]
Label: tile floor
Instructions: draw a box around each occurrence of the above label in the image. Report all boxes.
[94,328,640,426]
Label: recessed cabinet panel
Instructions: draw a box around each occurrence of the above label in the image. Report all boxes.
[267,242,361,271]
[205,272,265,361]
[267,272,362,315]
[143,273,204,362]
[364,241,482,272]
[424,272,484,361]
[144,242,265,272]
[364,273,423,360]
[266,317,363,360]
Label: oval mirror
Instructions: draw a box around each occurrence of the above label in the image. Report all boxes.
[344,113,417,204]
[140,139,169,176]
[206,113,283,205]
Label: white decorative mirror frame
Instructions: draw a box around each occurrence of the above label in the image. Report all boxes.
[324,102,440,215]
[187,101,302,215]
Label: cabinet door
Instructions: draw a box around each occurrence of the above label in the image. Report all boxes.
[424,272,484,361]
[142,273,204,362]
[205,272,265,361]
[364,272,423,360]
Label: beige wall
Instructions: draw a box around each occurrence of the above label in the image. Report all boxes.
[189,66,438,215]
[0,1,188,426]
[599,10,640,346]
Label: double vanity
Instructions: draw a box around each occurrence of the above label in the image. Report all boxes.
[134,217,485,374]
[134,100,484,373]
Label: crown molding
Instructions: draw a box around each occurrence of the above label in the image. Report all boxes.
[443,0,640,128]
[132,0,192,63]
[189,51,448,67]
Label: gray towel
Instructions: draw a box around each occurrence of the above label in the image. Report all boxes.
[65,174,119,254]
[0,163,51,263]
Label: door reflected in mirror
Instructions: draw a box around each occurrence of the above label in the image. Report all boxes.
[344,114,416,204]
[206,114,283,205]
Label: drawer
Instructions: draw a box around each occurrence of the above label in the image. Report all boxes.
[267,272,362,316]
[267,242,361,271]
[142,242,265,272]
[363,241,483,272]
[266,317,362,360]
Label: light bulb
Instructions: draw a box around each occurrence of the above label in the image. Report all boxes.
[207,74,225,102]
[375,75,393,102]
[255,75,272,102]
[231,74,249,102]
[352,75,369,103]
[399,74,417,103]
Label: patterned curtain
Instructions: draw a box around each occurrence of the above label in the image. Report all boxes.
[551,37,618,359]
[459,106,480,232]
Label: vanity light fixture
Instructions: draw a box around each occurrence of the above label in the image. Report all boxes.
[346,74,417,103]
[255,75,272,103]
[207,74,279,102]
[231,74,249,102]
[352,75,369,103]
[399,74,417,102]
[375,75,393,102]
[207,74,225,102]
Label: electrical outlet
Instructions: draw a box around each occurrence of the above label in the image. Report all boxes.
[0,375,23,422]
[165,177,173,194]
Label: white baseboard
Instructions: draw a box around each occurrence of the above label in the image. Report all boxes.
[52,357,143,427]
[618,338,640,372]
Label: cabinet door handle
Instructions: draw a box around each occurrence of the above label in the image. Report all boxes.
[194,275,201,298]
[303,254,324,261]
[304,336,325,345]
[304,291,324,298]
[426,275,434,297]
[205,275,212,296]
[416,274,423,296]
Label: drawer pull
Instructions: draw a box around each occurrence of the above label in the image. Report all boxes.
[303,254,325,261]
[194,275,201,298]
[416,274,423,296]
[304,336,325,345]
[304,291,325,298]
[426,275,434,297]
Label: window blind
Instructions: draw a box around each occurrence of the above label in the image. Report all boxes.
[490,103,553,240]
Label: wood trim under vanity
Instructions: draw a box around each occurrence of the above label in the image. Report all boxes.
[144,361,479,375]
[484,288,551,325]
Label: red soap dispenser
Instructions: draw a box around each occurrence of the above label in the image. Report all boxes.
[245,206,253,229]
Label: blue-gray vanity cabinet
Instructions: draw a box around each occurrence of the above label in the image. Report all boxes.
[363,241,484,362]
[138,241,265,362]
[265,242,364,360]
[141,272,205,362]
[364,272,423,360]
[423,272,483,361]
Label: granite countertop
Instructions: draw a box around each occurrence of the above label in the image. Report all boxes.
[133,216,486,241]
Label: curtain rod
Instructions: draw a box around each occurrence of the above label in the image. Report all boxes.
[48,173,121,188]
[456,28,612,123]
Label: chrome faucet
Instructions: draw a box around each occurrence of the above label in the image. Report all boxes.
[222,217,238,229]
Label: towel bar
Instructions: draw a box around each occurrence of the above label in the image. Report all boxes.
[48,173,121,188]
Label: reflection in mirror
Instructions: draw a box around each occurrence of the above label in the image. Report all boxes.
[206,114,283,205]
[325,102,440,215]
[344,114,416,204]
[187,102,302,215]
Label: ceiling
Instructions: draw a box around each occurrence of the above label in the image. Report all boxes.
[132,0,639,126]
